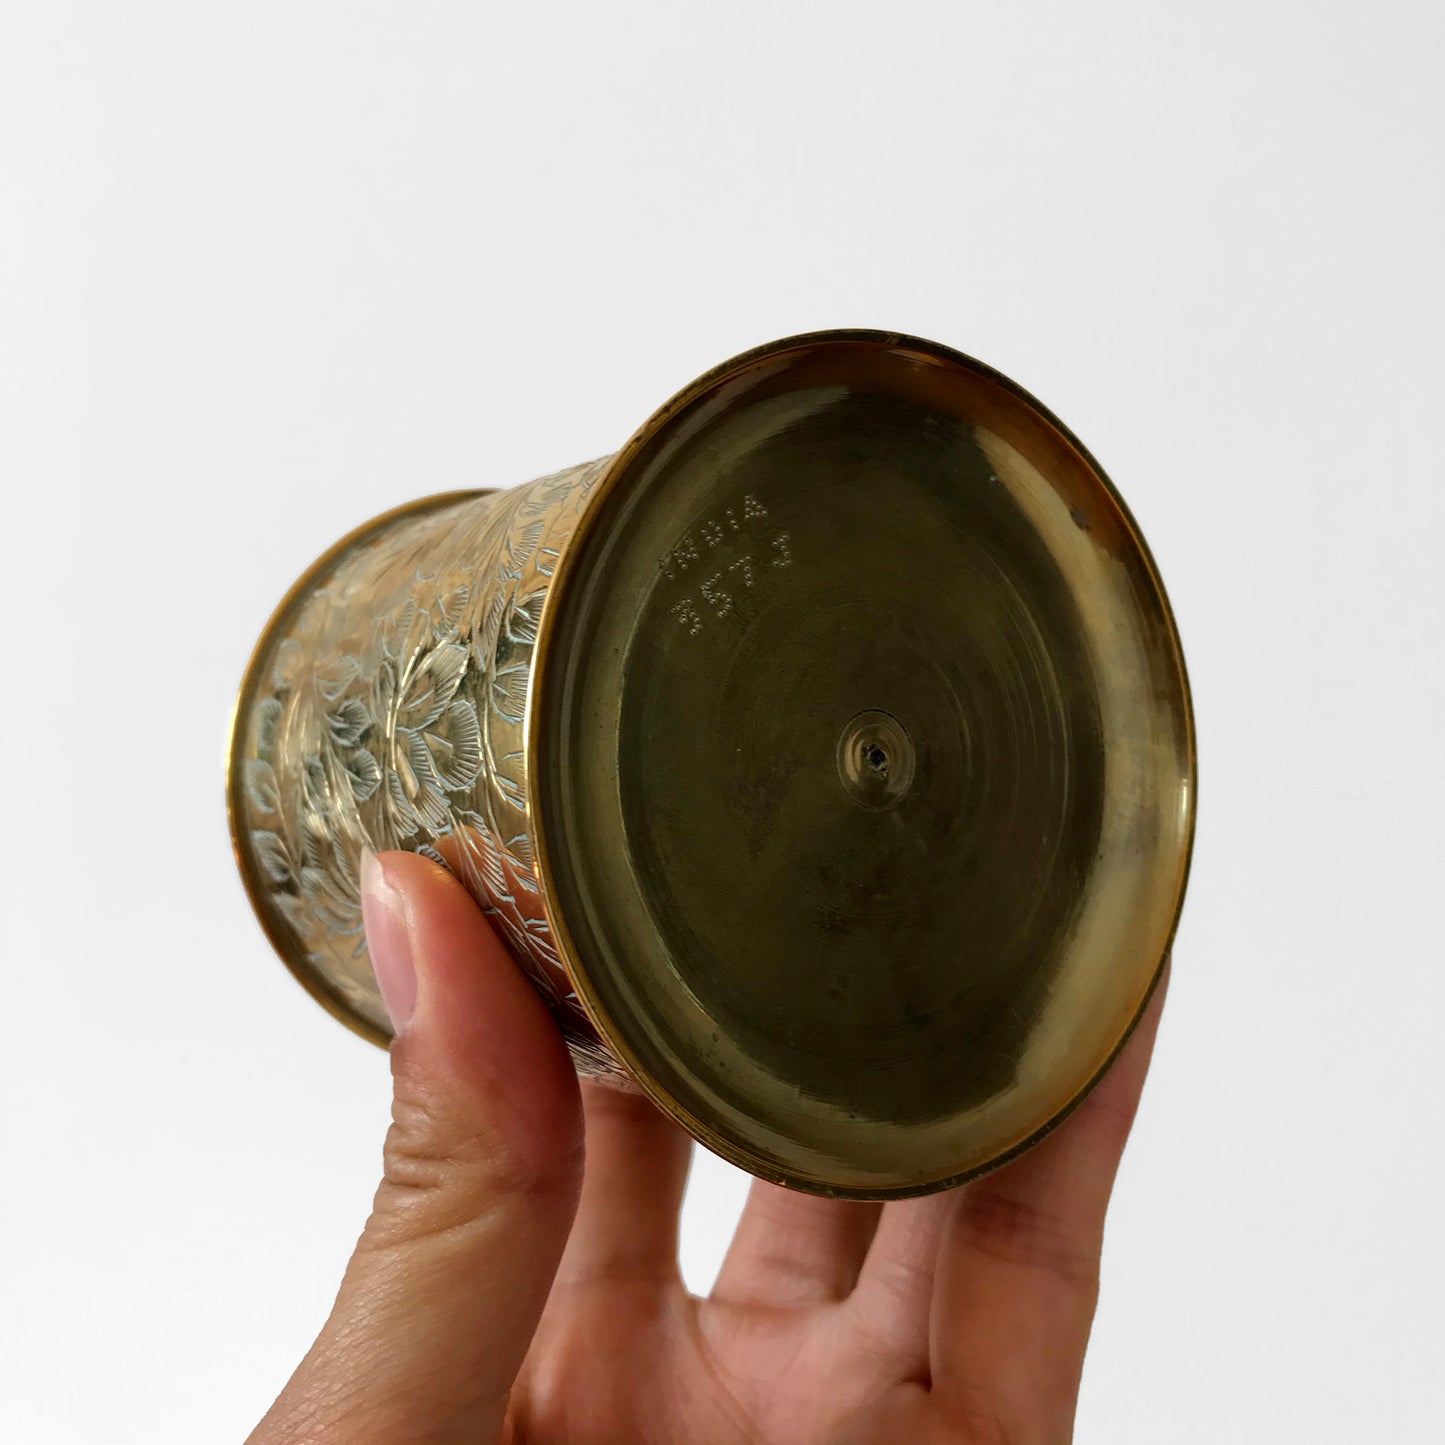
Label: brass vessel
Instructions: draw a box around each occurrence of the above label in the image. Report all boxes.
[227,330,1195,1198]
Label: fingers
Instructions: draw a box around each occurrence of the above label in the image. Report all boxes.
[711,1181,883,1310]
[247,851,584,1445]
[846,1192,956,1378]
[552,1078,693,1288]
[929,966,1170,1440]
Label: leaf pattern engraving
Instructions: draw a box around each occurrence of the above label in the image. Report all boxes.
[506,589,547,646]
[239,453,622,1073]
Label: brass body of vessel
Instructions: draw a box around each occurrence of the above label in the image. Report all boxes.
[227,330,1195,1198]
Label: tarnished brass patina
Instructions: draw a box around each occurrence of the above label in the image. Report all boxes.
[227,331,1195,1198]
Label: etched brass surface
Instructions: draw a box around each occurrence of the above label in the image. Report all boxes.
[228,330,1195,1197]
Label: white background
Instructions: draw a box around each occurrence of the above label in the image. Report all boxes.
[3,3,1442,1441]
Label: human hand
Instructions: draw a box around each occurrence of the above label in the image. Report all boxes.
[248,850,1167,1445]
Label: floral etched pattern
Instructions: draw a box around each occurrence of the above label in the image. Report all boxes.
[234,457,619,1072]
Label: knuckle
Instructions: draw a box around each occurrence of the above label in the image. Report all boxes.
[378,1090,459,1199]
[1079,1085,1141,1151]
[960,1187,1099,1291]
[363,1071,578,1248]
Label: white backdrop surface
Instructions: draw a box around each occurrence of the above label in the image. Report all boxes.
[2,3,1442,1441]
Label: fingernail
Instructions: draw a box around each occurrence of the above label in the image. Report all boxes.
[360,849,418,1034]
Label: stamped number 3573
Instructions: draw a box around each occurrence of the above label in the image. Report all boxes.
[661,493,792,638]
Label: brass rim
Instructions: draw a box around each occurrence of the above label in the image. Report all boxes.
[526,329,1197,1198]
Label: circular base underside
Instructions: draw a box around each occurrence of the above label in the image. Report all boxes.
[537,336,1192,1196]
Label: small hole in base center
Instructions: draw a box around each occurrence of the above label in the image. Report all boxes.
[864,744,889,774]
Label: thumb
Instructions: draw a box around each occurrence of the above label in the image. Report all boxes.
[249,850,584,1445]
